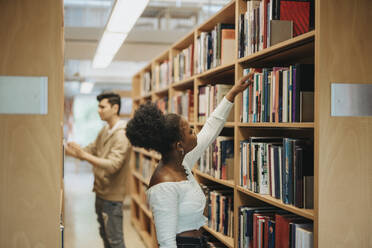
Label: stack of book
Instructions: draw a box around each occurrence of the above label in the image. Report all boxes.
[141,71,152,95]
[239,207,313,248]
[240,137,314,209]
[172,44,194,82]
[201,185,234,238]
[241,65,314,123]
[198,84,234,123]
[155,97,169,114]
[199,136,234,180]
[195,23,235,74]
[142,156,152,182]
[238,0,314,58]
[156,60,171,90]
[170,90,194,122]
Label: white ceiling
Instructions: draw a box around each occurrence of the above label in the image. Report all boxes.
[64,0,231,96]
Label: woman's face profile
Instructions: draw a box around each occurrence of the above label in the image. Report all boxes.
[179,117,197,153]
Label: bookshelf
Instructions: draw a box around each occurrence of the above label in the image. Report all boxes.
[0,1,64,247]
[130,0,372,247]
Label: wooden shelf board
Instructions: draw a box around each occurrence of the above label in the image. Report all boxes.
[238,31,315,67]
[132,194,153,219]
[142,63,152,72]
[196,62,235,80]
[237,186,314,220]
[172,30,195,50]
[153,87,169,95]
[140,93,152,99]
[172,76,195,90]
[194,169,234,188]
[203,225,234,248]
[131,218,153,248]
[155,49,169,63]
[197,0,235,31]
[238,122,314,128]
[131,217,142,232]
[140,230,153,248]
[133,171,149,186]
[196,121,235,128]
[133,147,161,160]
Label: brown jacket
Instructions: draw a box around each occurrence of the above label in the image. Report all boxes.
[84,120,131,201]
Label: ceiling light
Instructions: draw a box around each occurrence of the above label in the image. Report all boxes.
[92,0,150,69]
[80,82,94,94]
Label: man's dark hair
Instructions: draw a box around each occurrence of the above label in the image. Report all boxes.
[97,92,121,115]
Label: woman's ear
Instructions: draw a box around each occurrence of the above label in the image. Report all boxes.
[176,142,183,151]
[176,142,185,156]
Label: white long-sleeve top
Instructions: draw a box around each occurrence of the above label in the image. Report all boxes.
[146,97,234,248]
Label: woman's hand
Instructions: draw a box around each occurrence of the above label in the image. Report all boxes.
[225,72,255,102]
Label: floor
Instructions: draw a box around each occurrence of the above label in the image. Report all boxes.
[64,157,146,248]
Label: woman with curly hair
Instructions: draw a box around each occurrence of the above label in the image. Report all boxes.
[126,73,254,248]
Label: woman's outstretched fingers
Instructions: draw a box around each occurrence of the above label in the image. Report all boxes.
[239,71,255,85]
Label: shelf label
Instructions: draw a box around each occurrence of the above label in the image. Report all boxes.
[331,83,372,117]
[0,76,48,115]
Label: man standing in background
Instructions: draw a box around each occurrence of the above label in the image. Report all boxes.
[66,92,131,248]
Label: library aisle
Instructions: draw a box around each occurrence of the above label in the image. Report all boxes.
[64,157,146,248]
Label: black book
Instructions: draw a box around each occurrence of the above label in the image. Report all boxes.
[294,64,314,122]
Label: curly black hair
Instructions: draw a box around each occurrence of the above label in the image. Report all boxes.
[126,102,182,158]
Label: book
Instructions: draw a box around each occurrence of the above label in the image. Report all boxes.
[279,0,311,37]
[304,176,314,209]
[270,20,293,46]
[294,64,314,122]
[300,91,314,122]
[221,29,235,65]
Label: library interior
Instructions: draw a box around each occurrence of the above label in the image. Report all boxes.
[0,0,371,248]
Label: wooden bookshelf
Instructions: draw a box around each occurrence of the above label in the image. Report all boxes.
[194,169,235,188]
[129,1,372,247]
[203,225,234,248]
[172,76,195,90]
[237,186,314,220]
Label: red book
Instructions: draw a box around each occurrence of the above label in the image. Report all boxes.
[263,0,270,49]
[264,216,273,248]
[275,214,303,248]
[279,1,310,37]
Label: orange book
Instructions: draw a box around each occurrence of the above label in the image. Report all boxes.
[221,29,235,65]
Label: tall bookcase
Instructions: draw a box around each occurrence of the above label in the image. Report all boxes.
[129,0,372,247]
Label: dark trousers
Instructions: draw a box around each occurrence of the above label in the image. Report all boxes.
[176,235,209,248]
[95,196,125,248]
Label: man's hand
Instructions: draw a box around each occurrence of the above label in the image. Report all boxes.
[225,71,255,102]
[67,142,87,160]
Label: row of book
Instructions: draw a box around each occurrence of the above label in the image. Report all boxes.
[198,84,234,122]
[156,96,169,114]
[201,185,234,238]
[195,23,235,74]
[142,156,152,182]
[199,136,234,180]
[172,44,194,83]
[240,137,313,209]
[155,60,172,90]
[141,71,152,95]
[170,90,194,122]
[238,0,314,58]
[241,65,314,123]
[239,207,313,248]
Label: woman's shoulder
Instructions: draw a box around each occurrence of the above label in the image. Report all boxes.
[148,165,188,191]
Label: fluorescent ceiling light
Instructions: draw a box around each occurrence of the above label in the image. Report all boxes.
[92,0,150,69]
[80,82,94,94]
[64,0,112,8]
